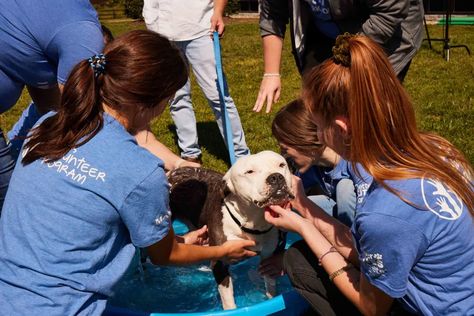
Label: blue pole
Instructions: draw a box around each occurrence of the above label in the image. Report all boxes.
[213,31,236,165]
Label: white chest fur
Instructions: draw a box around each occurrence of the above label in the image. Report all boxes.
[220,204,279,259]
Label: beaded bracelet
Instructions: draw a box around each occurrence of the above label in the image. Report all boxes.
[263,73,281,77]
[318,247,337,265]
[329,263,353,282]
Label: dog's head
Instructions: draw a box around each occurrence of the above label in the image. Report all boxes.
[223,151,294,208]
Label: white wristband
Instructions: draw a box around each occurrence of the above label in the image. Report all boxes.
[263,73,281,78]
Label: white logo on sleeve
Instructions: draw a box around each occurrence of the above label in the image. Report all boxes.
[421,178,463,220]
[155,210,171,226]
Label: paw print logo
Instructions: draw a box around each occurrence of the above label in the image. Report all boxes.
[361,252,386,278]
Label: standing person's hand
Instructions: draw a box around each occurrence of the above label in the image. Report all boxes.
[210,13,225,37]
[253,75,281,113]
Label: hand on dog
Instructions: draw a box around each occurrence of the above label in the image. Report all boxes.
[289,175,308,212]
[221,239,257,263]
[264,204,308,234]
[258,252,285,278]
[182,225,209,246]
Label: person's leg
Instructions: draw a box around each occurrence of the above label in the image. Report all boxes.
[185,35,250,159]
[397,60,412,82]
[334,178,356,227]
[0,68,24,113]
[169,40,202,160]
[283,240,361,316]
[26,85,61,113]
[7,101,43,160]
[0,129,15,215]
[307,195,336,217]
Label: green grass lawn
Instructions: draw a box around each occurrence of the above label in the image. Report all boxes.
[2,20,472,172]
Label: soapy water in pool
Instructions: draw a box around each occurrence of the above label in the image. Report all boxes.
[108,221,301,313]
[108,255,294,313]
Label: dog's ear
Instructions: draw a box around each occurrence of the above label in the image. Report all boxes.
[220,179,231,199]
[221,171,234,197]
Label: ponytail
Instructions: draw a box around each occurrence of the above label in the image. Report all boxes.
[22,30,188,166]
[22,59,104,165]
[303,34,474,215]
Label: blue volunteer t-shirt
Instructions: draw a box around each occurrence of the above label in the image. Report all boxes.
[298,159,352,199]
[350,166,474,314]
[0,113,171,315]
[0,0,103,109]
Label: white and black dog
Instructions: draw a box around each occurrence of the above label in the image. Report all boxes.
[168,151,294,310]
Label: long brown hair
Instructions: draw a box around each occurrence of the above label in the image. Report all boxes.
[272,99,325,158]
[23,30,188,165]
[302,34,474,215]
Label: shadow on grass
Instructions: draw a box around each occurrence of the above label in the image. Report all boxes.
[167,122,232,166]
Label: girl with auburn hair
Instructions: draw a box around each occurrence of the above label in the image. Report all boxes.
[0,30,255,316]
[265,34,474,315]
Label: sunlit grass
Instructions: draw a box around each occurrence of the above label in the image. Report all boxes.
[2,20,472,172]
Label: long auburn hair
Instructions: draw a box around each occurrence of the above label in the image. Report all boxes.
[23,30,188,165]
[272,99,325,158]
[301,35,474,215]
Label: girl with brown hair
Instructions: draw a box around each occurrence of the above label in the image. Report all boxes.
[271,99,357,227]
[0,30,255,316]
[264,34,474,315]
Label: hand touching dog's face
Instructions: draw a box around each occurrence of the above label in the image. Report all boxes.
[223,151,294,208]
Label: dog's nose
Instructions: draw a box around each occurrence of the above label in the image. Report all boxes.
[266,173,285,185]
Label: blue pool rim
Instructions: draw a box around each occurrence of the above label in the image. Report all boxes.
[105,290,309,316]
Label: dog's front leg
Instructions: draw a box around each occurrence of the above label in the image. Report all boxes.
[263,275,277,298]
[212,260,236,310]
[260,253,278,299]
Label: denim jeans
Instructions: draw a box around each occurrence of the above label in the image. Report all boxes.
[308,178,356,227]
[0,129,15,215]
[170,35,250,159]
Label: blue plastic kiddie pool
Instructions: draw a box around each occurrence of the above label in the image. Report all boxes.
[104,221,309,316]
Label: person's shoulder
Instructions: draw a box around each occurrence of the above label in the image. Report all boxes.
[93,116,165,173]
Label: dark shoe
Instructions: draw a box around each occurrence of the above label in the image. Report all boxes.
[182,156,202,165]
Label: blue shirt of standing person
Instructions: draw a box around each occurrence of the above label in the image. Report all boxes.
[0,0,104,212]
[0,30,256,316]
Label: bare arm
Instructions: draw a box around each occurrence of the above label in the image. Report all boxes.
[134,130,200,171]
[291,175,357,263]
[253,35,283,113]
[265,206,394,316]
[211,0,227,35]
[147,228,256,265]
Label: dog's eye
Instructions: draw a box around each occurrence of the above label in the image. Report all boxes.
[279,163,286,168]
[244,170,254,175]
